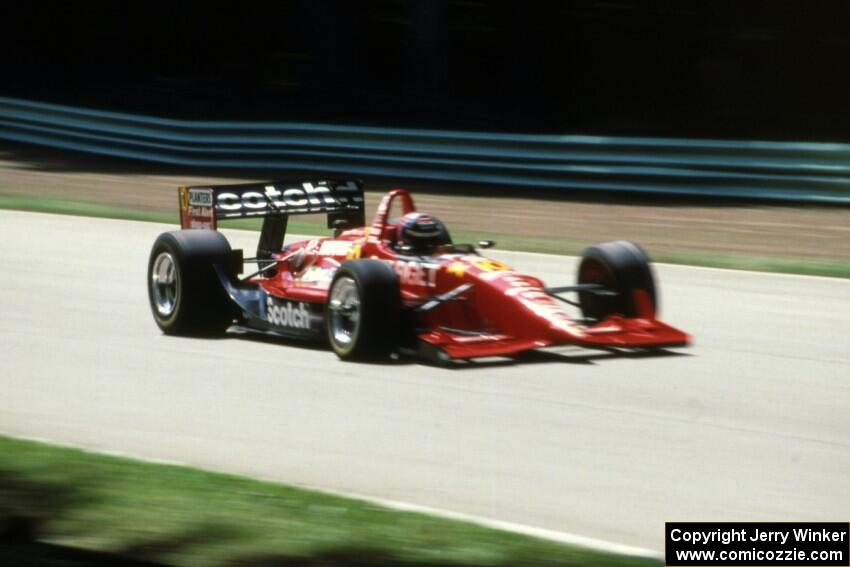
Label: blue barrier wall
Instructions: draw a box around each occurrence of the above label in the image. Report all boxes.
[1,97,849,203]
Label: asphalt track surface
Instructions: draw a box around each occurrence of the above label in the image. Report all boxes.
[1,210,848,552]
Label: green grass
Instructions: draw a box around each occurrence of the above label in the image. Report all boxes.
[2,195,848,278]
[647,250,850,279]
[0,435,656,567]
[0,195,326,236]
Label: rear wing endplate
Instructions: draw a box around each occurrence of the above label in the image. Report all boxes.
[178,179,365,231]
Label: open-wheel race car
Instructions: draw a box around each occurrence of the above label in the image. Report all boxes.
[147,179,689,362]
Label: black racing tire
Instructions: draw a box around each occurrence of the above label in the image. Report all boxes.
[326,259,401,361]
[147,230,237,335]
[577,240,657,321]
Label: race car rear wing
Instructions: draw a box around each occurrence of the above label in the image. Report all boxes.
[178,179,364,230]
[178,179,365,261]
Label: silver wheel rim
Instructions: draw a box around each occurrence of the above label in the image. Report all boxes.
[328,276,360,349]
[151,252,179,317]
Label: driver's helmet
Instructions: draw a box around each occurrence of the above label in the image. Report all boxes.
[396,212,451,254]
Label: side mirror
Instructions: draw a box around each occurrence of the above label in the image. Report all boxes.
[331,217,356,237]
[477,240,495,249]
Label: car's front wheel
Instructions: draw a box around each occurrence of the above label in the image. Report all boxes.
[576,240,657,321]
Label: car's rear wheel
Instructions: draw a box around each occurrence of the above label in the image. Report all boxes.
[577,240,657,321]
[326,259,401,360]
[147,230,237,335]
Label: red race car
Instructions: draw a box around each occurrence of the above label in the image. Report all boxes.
[147,179,689,362]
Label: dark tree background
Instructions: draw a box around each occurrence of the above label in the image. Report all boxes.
[2,1,850,140]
